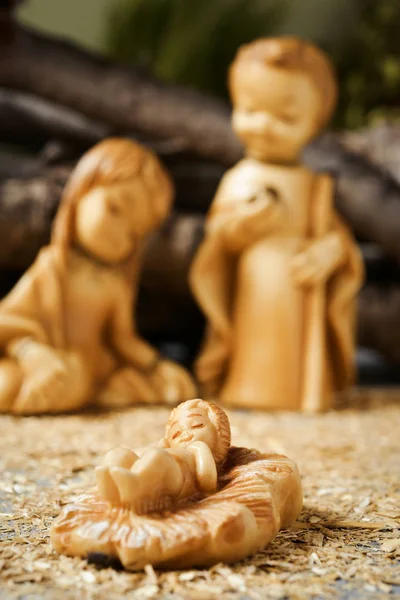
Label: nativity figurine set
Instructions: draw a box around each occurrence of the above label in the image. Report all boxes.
[0,37,363,569]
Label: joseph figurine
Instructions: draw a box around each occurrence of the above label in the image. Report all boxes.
[190,37,363,412]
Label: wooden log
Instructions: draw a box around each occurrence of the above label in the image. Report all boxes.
[0,164,69,267]
[339,123,400,184]
[0,145,45,179]
[0,88,197,159]
[0,24,241,166]
[0,88,111,150]
[361,244,400,284]
[1,58,400,259]
[137,213,205,354]
[304,134,400,262]
[0,21,400,258]
[357,283,400,365]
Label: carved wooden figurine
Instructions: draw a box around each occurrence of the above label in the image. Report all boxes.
[0,138,195,414]
[51,399,303,569]
[190,37,364,412]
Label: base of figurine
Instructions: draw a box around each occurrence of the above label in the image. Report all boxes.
[51,448,302,570]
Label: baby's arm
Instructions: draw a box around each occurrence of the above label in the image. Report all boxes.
[95,446,139,503]
[109,447,185,510]
[188,441,218,493]
[132,437,168,456]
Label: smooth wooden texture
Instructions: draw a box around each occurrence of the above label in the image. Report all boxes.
[190,37,364,411]
[0,138,195,414]
[301,176,332,412]
[1,392,398,597]
[51,399,302,569]
[94,399,230,513]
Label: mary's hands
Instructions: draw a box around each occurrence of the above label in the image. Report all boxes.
[291,233,345,287]
[150,359,197,405]
[10,340,87,413]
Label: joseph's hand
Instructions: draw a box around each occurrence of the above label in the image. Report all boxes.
[291,232,345,286]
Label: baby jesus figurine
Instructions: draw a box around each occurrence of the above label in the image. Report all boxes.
[190,37,364,412]
[0,138,195,414]
[51,398,303,569]
[95,398,231,513]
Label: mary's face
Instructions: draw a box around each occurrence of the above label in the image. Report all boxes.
[74,181,153,264]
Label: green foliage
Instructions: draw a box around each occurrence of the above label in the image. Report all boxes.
[107,0,287,98]
[105,0,400,129]
[335,0,400,128]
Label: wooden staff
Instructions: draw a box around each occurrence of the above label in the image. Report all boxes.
[301,176,333,412]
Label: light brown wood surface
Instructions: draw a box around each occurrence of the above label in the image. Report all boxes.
[51,400,302,569]
[191,37,363,411]
[0,138,195,414]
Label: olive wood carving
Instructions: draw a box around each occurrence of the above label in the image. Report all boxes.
[0,138,195,414]
[51,399,303,569]
[190,37,364,411]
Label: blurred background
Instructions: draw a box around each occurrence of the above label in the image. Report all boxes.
[0,0,399,383]
[18,0,400,129]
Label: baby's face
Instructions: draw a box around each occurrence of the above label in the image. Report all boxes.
[75,181,154,264]
[167,401,218,451]
[231,62,321,162]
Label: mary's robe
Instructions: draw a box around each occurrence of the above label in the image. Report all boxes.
[0,248,66,351]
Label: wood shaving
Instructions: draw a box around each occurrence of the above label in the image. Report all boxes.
[0,388,399,599]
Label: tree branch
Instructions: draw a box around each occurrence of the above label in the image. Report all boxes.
[304,134,400,261]
[357,283,400,364]
[0,24,241,165]
[0,87,111,149]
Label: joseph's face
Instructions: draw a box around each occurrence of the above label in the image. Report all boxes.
[231,62,321,162]
[74,181,153,264]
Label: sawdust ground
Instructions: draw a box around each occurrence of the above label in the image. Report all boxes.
[0,389,399,599]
